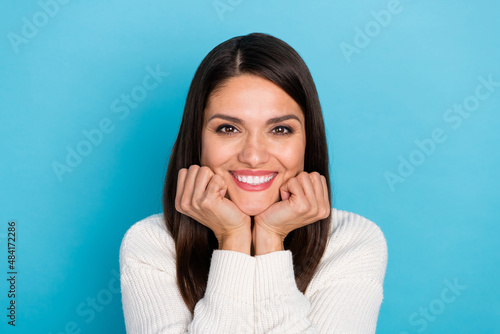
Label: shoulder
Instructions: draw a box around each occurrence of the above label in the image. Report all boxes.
[119,213,176,273]
[327,208,387,259]
[306,208,388,295]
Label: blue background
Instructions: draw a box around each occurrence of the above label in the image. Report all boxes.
[1,0,499,333]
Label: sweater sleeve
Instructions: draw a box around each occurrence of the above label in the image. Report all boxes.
[253,216,388,334]
[119,216,256,334]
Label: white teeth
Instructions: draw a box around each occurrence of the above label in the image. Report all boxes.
[234,173,275,185]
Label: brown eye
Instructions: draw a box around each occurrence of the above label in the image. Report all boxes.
[216,124,238,134]
[272,126,293,135]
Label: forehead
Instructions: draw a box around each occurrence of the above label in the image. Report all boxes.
[204,74,304,123]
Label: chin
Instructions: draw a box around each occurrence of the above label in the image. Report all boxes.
[227,188,280,216]
[234,201,270,217]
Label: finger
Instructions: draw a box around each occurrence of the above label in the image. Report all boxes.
[175,168,188,212]
[315,174,329,219]
[296,172,318,214]
[181,165,200,210]
[310,172,325,213]
[298,172,317,202]
[281,176,306,209]
[280,186,291,200]
[204,174,227,203]
[321,175,331,217]
[192,166,214,209]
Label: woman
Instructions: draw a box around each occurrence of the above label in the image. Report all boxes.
[120,32,387,333]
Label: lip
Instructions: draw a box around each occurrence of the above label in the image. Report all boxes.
[230,171,277,192]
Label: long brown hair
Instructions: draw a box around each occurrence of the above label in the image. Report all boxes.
[163,32,332,314]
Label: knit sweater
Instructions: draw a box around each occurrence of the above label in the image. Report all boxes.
[119,208,388,333]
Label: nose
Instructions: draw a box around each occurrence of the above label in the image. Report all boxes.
[238,132,270,167]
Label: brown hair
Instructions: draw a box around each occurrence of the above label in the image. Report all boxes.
[162,32,332,314]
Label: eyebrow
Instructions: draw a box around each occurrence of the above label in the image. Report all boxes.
[207,113,302,125]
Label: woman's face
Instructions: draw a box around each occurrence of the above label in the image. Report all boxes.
[201,74,306,216]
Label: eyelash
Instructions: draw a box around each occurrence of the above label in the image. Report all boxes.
[216,124,294,136]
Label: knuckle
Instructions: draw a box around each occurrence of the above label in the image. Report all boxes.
[200,166,214,174]
[311,174,322,186]
[176,201,185,214]
[199,196,212,209]
[319,206,329,218]
[311,202,319,215]
[297,202,309,214]
[178,168,187,179]
[198,166,208,175]
[298,172,309,180]
[191,202,201,212]
[188,164,200,173]
[316,207,326,218]
[324,207,331,217]
[212,174,225,185]
[179,198,191,211]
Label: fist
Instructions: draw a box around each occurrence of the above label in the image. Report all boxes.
[175,165,251,242]
[254,171,330,240]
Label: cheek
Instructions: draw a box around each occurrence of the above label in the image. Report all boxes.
[201,149,217,168]
[276,142,305,171]
[200,134,216,166]
[200,139,231,169]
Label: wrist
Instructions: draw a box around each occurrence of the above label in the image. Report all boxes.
[252,222,285,256]
[218,231,252,255]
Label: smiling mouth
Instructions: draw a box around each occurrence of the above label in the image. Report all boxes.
[229,172,277,186]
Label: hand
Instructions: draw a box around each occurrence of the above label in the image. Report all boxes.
[253,172,330,249]
[175,165,251,245]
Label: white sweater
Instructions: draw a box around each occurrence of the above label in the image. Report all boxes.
[119,208,388,333]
